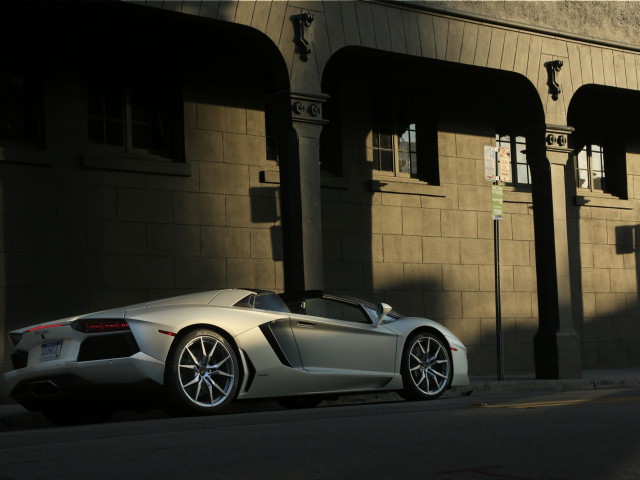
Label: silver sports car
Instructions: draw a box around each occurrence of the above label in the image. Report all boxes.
[4,289,469,424]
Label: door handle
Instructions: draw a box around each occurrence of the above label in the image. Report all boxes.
[296,321,315,328]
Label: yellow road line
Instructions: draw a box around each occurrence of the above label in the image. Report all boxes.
[474,396,640,409]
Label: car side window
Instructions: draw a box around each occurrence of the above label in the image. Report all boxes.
[302,298,371,324]
[254,294,290,313]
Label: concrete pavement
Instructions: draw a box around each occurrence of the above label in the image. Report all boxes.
[2,368,639,429]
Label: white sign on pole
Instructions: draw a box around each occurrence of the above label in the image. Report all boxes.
[484,146,497,181]
[498,146,511,183]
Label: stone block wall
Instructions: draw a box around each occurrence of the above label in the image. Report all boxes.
[569,144,640,369]
[0,9,283,386]
[322,106,539,375]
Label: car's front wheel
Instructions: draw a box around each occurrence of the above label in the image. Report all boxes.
[164,329,239,415]
[400,332,452,400]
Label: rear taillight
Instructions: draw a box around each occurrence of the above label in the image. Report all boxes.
[71,319,130,333]
[26,323,64,332]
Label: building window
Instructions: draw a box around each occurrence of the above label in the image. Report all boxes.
[575,144,605,192]
[0,22,42,148]
[87,71,180,159]
[0,72,42,147]
[372,122,417,178]
[496,134,530,185]
[371,119,437,183]
[372,128,394,174]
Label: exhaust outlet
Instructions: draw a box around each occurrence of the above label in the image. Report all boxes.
[29,380,60,397]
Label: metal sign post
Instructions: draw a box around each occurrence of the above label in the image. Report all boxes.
[492,182,504,381]
[485,146,508,381]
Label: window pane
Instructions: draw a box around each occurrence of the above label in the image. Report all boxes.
[104,120,123,146]
[86,87,103,117]
[379,132,392,150]
[515,139,527,163]
[591,145,603,172]
[87,118,104,144]
[517,164,529,184]
[497,134,510,144]
[132,123,148,149]
[104,91,123,120]
[0,72,38,144]
[411,153,418,176]
[131,99,147,123]
[373,132,379,148]
[577,169,590,189]
[593,171,604,190]
[577,148,588,170]
[380,150,393,171]
[399,129,410,149]
[373,150,380,170]
[398,150,410,174]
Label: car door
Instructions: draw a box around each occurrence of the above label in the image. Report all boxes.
[288,296,398,382]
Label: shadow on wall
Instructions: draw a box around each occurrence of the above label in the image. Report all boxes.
[0,3,291,378]
[568,85,640,370]
[320,48,544,376]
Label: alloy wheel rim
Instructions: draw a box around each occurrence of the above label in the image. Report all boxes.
[408,336,449,395]
[178,336,235,407]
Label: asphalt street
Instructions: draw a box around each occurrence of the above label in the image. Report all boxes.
[1,385,640,480]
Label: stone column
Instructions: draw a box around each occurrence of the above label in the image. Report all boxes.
[527,124,582,379]
[268,90,328,292]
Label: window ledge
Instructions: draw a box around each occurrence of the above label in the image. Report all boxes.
[0,145,52,166]
[370,179,446,197]
[575,194,633,209]
[83,154,191,176]
[260,169,351,190]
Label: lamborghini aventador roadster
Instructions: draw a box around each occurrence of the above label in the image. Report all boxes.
[4,289,468,424]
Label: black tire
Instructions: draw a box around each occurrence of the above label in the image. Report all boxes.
[278,396,323,409]
[164,329,239,416]
[400,332,452,400]
[42,404,113,426]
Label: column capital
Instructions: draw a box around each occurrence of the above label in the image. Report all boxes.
[525,124,575,166]
[267,89,329,127]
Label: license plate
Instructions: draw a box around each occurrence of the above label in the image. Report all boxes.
[39,340,62,362]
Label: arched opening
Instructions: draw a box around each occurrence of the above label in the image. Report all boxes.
[567,85,640,369]
[321,46,544,375]
[0,1,290,386]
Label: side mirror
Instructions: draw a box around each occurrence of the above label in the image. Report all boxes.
[373,303,392,328]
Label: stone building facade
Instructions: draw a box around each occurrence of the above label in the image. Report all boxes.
[2,1,640,396]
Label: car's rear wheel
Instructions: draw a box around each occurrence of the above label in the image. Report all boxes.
[400,332,451,400]
[164,329,239,415]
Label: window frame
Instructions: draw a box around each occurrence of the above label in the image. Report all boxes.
[371,122,419,180]
[370,117,438,184]
[575,143,606,193]
[84,35,185,164]
[86,72,183,162]
[496,133,531,187]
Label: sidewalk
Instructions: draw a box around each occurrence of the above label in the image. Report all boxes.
[2,368,639,429]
